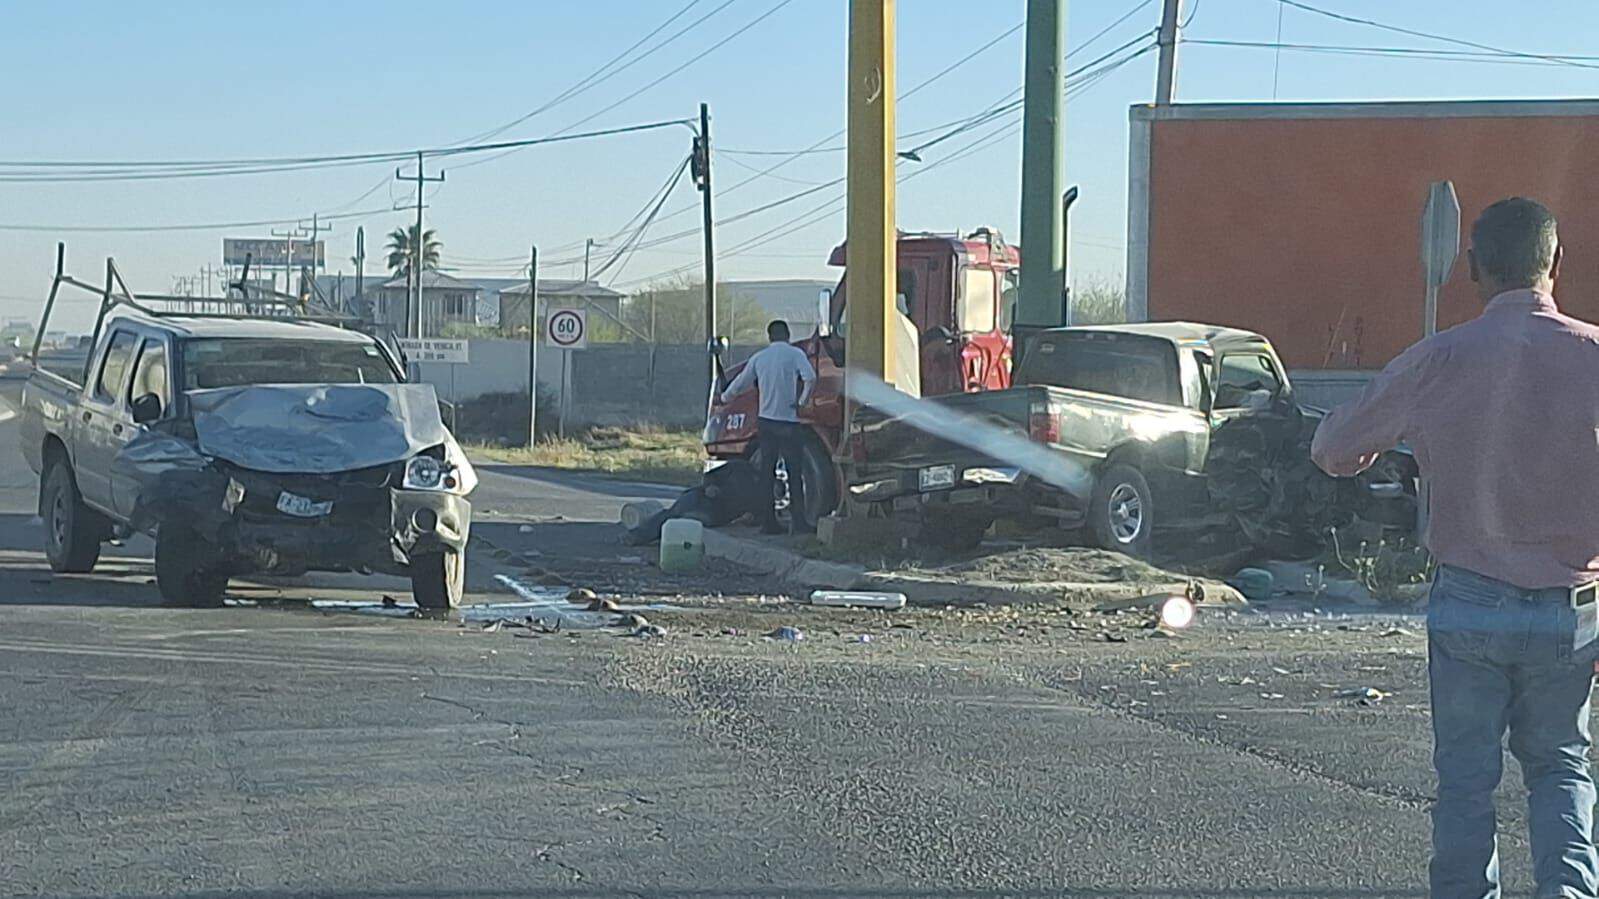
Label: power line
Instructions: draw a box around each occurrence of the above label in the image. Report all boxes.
[613,39,1154,290]
[0,206,392,234]
[1187,37,1599,68]
[1273,0,1599,71]
[719,0,1156,158]
[0,119,695,183]
[450,0,794,173]
[450,0,709,146]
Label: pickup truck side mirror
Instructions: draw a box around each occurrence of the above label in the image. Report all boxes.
[130,392,163,424]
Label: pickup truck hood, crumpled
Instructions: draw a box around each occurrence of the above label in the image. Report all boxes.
[187,383,448,473]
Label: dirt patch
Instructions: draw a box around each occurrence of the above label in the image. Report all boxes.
[865,546,1246,608]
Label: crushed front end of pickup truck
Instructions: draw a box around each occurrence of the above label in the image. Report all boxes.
[113,383,475,577]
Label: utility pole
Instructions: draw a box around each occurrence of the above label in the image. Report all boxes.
[297,213,333,306]
[844,0,896,388]
[270,224,307,297]
[396,151,444,338]
[1017,0,1067,347]
[1155,0,1183,105]
[582,237,595,285]
[692,102,717,400]
[527,244,539,447]
[353,226,366,318]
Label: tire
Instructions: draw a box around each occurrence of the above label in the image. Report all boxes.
[1088,463,1154,558]
[155,525,228,607]
[42,463,102,573]
[412,550,465,613]
[750,437,838,531]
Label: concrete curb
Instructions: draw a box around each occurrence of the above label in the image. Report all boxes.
[701,530,866,591]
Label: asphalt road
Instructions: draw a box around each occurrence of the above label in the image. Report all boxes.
[0,377,1539,898]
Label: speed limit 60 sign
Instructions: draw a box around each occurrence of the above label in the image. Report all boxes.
[546,308,587,349]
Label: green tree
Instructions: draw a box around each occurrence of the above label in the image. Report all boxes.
[1070,273,1127,325]
[616,276,771,345]
[385,225,441,280]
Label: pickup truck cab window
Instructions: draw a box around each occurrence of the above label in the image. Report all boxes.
[1019,333,1180,406]
[1214,353,1284,409]
[181,338,399,389]
[94,330,140,402]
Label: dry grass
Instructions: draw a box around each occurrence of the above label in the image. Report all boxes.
[466,426,704,486]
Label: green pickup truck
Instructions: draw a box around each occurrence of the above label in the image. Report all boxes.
[847,322,1415,558]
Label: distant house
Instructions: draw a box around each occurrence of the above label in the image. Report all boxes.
[497,280,627,335]
[722,278,836,329]
[373,271,481,334]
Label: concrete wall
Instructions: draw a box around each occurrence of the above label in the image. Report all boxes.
[414,338,755,428]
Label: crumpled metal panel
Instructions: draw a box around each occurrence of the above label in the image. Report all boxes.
[187,383,447,473]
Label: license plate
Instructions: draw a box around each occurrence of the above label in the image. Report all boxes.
[918,464,956,491]
[276,491,333,518]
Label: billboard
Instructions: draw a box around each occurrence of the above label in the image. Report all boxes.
[223,238,325,268]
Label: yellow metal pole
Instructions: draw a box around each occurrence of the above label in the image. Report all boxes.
[845,0,896,390]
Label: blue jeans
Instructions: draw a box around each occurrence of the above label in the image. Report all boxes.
[1429,564,1599,898]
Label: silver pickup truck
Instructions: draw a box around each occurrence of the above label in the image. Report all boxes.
[19,255,476,611]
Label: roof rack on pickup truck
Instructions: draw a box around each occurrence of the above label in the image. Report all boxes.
[31,242,358,382]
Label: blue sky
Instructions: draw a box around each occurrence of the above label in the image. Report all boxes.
[2,0,1597,327]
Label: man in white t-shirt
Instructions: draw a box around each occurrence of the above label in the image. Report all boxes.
[719,320,817,534]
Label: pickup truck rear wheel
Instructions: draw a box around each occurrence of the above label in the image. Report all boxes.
[1089,463,1154,559]
[42,463,101,573]
[412,550,465,613]
[154,525,228,607]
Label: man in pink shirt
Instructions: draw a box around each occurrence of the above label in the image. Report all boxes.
[1313,197,1599,898]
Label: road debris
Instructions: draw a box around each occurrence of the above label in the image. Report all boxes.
[809,590,907,610]
[766,626,806,642]
[632,623,668,639]
[1335,686,1390,704]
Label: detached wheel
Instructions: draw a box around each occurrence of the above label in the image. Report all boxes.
[42,463,101,573]
[412,550,465,613]
[1089,463,1154,558]
[155,525,228,607]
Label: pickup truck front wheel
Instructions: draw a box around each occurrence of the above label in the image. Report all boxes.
[1089,464,1154,559]
[155,525,228,607]
[42,463,102,573]
[412,550,465,613]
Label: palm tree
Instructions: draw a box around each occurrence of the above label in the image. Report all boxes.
[385,225,441,281]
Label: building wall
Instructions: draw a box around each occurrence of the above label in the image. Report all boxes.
[414,338,755,428]
[1133,102,1599,370]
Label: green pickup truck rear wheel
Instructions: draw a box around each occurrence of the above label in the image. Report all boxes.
[1088,463,1154,559]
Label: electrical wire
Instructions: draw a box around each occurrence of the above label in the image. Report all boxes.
[0,119,695,183]
[719,0,1156,158]
[450,0,709,146]
[1273,0,1599,71]
[1186,37,1599,68]
[612,39,1154,289]
[450,0,794,174]
[0,206,393,233]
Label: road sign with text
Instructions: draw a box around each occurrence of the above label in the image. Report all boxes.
[397,338,469,364]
